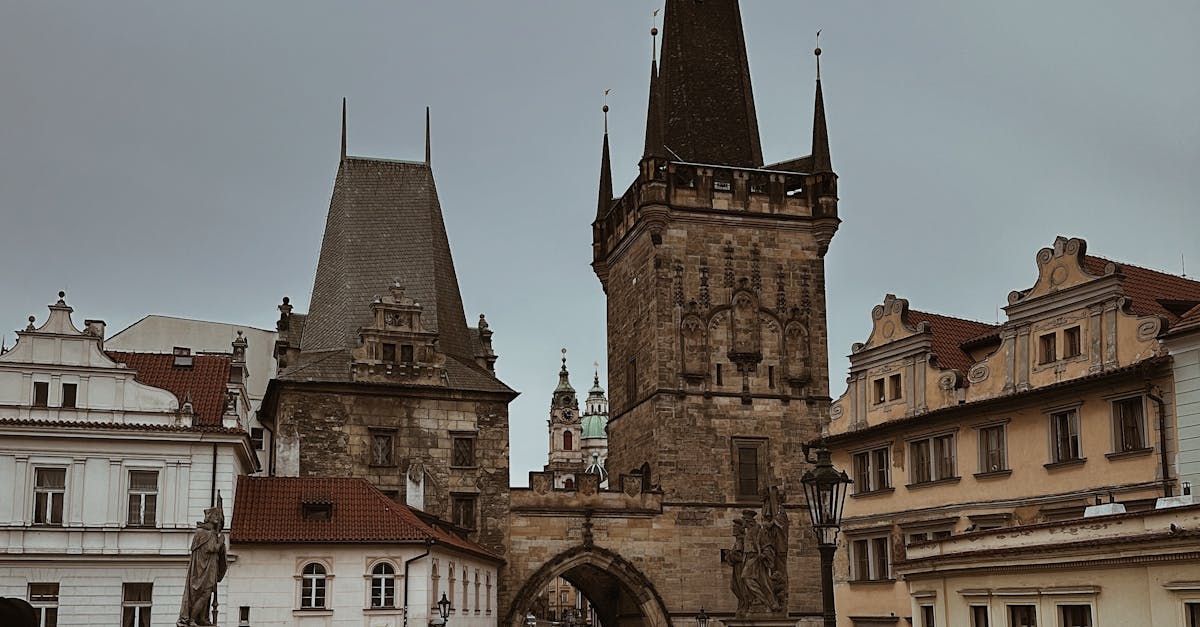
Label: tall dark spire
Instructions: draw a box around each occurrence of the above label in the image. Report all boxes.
[642,56,664,159]
[425,106,431,165]
[811,41,832,174]
[340,97,347,162]
[656,0,762,167]
[598,103,613,219]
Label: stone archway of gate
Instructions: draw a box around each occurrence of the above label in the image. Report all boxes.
[506,545,671,627]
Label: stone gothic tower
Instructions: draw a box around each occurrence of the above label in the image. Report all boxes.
[544,350,584,488]
[592,0,839,506]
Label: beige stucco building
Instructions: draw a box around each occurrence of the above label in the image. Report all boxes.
[823,236,1200,626]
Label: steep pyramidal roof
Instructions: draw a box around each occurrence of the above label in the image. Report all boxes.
[656,0,762,167]
[301,157,474,362]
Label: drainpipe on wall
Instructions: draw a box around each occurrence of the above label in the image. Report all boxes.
[1147,386,1173,497]
[404,539,434,627]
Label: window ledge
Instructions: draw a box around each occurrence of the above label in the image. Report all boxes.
[848,578,897,585]
[972,469,1012,480]
[1044,458,1087,470]
[1105,447,1153,461]
[851,487,896,499]
[905,477,961,490]
[293,609,333,615]
[363,608,402,613]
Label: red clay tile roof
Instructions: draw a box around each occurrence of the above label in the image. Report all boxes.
[105,351,231,426]
[0,417,244,434]
[1083,255,1200,327]
[230,476,500,561]
[1167,303,1200,336]
[906,310,999,375]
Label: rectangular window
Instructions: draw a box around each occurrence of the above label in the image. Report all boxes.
[852,446,890,493]
[920,605,935,627]
[767,365,775,389]
[1112,397,1146,452]
[33,468,65,525]
[970,605,989,627]
[239,606,250,627]
[627,357,637,406]
[872,378,886,404]
[909,434,956,484]
[848,534,890,581]
[888,373,902,401]
[736,445,760,498]
[122,583,153,627]
[29,582,59,627]
[126,470,158,527]
[1063,326,1081,358]
[716,363,724,387]
[452,436,476,467]
[61,383,77,408]
[907,529,952,544]
[250,427,265,450]
[1051,409,1082,462]
[1060,605,1092,627]
[371,432,394,466]
[33,381,50,407]
[401,344,415,363]
[979,425,1007,473]
[382,343,397,363]
[1039,333,1057,364]
[452,494,477,529]
[1008,605,1036,627]
[1188,603,1200,627]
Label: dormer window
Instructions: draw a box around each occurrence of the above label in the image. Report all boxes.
[302,502,332,521]
[172,347,193,368]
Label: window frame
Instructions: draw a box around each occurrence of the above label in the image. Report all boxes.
[732,437,768,501]
[1058,603,1093,627]
[61,382,77,408]
[919,604,935,627]
[451,433,477,468]
[1063,325,1082,359]
[872,378,886,405]
[888,373,903,401]
[369,560,397,609]
[847,531,891,582]
[126,469,159,527]
[969,604,990,627]
[451,493,478,530]
[851,445,891,494]
[299,561,329,610]
[369,429,395,467]
[977,423,1008,474]
[121,582,153,627]
[28,582,59,627]
[1039,332,1057,364]
[33,381,50,407]
[1007,604,1037,627]
[1048,406,1083,464]
[1110,395,1148,453]
[33,467,67,526]
[907,432,958,486]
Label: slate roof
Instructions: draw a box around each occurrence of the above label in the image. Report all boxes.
[1082,255,1200,327]
[657,0,762,167]
[286,156,512,394]
[230,476,500,560]
[906,310,998,375]
[278,312,307,347]
[105,350,231,426]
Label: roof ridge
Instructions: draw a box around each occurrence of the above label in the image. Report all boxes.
[1085,254,1198,284]
[908,308,999,328]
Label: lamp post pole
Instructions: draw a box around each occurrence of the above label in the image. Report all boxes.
[801,444,852,627]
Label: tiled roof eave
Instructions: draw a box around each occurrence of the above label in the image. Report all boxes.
[822,356,1171,446]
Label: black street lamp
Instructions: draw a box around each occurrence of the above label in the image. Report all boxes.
[801,444,852,627]
[696,608,709,627]
[437,592,452,626]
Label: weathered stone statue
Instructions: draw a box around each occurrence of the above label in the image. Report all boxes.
[178,493,227,626]
[730,487,789,616]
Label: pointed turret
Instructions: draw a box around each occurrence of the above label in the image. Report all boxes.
[656,0,762,167]
[425,106,431,165]
[598,105,613,219]
[340,97,347,162]
[811,46,832,174]
[642,24,665,159]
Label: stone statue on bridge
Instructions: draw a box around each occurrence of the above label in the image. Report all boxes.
[730,486,789,615]
[178,493,228,626]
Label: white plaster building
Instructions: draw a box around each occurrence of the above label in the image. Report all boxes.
[0,293,256,626]
[227,476,502,627]
[107,314,278,471]
[1165,305,1200,491]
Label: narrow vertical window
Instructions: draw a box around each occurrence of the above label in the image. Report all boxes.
[451,436,476,467]
[1063,326,1081,358]
[872,447,889,489]
[563,430,573,451]
[371,432,394,466]
[872,378,886,404]
[28,582,59,627]
[715,363,723,387]
[33,468,66,525]
[920,605,935,627]
[979,425,1007,473]
[370,562,396,608]
[382,343,397,363]
[767,365,775,389]
[736,445,759,498]
[452,494,477,530]
[238,606,250,627]
[299,563,327,609]
[888,373,902,400]
[910,439,932,484]
[627,357,637,406]
[970,605,989,627]
[934,434,956,479]
[1112,397,1145,452]
[127,470,158,527]
[870,536,889,578]
[1039,333,1057,363]
[462,567,468,612]
[61,383,77,408]
[851,539,870,580]
[1051,409,1082,462]
[853,451,870,492]
[250,427,265,451]
[1187,602,1200,627]
[474,569,480,614]
[33,381,49,407]
[121,583,153,627]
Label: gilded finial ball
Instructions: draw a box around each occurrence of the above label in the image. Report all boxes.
[651,27,658,36]
[814,47,822,56]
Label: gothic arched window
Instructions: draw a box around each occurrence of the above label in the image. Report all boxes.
[563,430,574,451]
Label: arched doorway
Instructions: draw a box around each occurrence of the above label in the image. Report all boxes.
[506,546,671,627]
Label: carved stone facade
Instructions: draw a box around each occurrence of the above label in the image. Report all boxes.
[824,236,1200,626]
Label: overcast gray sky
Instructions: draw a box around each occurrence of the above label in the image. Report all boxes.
[2,1,1197,485]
